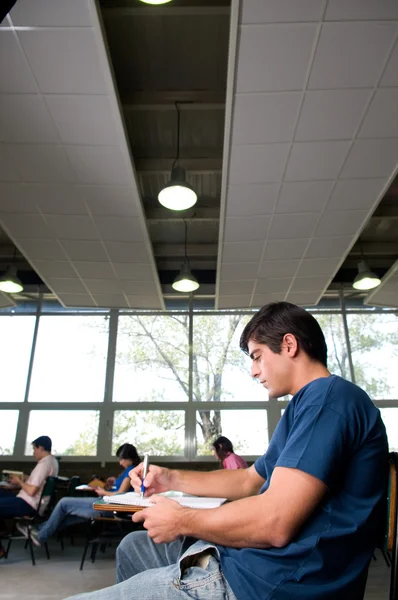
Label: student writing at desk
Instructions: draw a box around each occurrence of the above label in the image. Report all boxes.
[65,302,388,600]
[16,443,140,547]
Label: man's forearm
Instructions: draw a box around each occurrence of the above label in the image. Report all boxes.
[169,467,261,501]
[19,480,38,497]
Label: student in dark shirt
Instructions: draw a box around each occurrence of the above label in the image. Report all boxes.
[17,443,140,547]
[65,302,388,600]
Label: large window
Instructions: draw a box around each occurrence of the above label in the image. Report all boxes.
[0,315,36,402]
[0,410,19,455]
[28,316,109,403]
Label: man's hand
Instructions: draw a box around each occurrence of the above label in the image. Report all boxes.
[8,475,22,487]
[132,496,188,543]
[129,463,173,496]
[95,487,108,496]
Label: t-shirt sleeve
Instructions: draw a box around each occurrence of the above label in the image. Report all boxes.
[275,404,351,488]
[223,454,245,469]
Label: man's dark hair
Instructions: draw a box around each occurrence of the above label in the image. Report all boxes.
[32,435,52,452]
[212,436,234,460]
[240,302,327,367]
[116,443,141,466]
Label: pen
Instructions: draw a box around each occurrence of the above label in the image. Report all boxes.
[140,454,149,500]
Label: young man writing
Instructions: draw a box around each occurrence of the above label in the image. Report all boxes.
[67,302,388,600]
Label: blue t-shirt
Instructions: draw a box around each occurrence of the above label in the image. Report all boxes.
[111,466,134,492]
[217,375,388,600]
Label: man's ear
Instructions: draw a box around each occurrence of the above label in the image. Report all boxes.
[283,333,299,357]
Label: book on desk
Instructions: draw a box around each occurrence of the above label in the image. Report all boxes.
[93,491,227,513]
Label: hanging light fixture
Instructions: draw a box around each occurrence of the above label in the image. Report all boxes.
[139,0,172,4]
[158,102,197,211]
[172,220,200,293]
[352,260,381,291]
[0,262,23,294]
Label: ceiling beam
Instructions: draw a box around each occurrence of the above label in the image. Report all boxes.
[135,158,222,173]
[122,91,225,109]
[153,243,218,258]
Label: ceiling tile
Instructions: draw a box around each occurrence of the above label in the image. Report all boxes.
[85,279,122,294]
[10,0,92,26]
[222,241,264,262]
[45,278,87,294]
[26,184,88,215]
[308,22,397,89]
[0,147,21,182]
[290,276,331,292]
[73,261,116,280]
[17,238,67,260]
[263,238,309,260]
[113,262,153,281]
[224,216,271,242]
[276,181,334,213]
[120,280,159,296]
[0,183,38,213]
[315,209,368,237]
[258,259,300,278]
[381,40,398,87]
[232,92,300,144]
[285,141,350,181]
[256,278,291,294]
[226,183,279,216]
[229,144,290,184]
[305,236,353,258]
[220,263,259,280]
[0,213,54,239]
[295,90,371,142]
[58,293,96,307]
[45,215,99,241]
[6,144,76,183]
[126,296,163,309]
[359,89,398,138]
[18,28,107,94]
[93,216,145,243]
[325,0,398,20]
[252,292,286,307]
[0,95,59,143]
[296,257,342,277]
[60,240,108,262]
[80,185,139,217]
[219,280,255,295]
[217,295,252,309]
[327,179,385,211]
[105,242,151,263]
[236,24,317,92]
[268,213,319,240]
[0,30,37,93]
[242,0,324,23]
[93,294,129,308]
[285,291,320,306]
[66,145,131,186]
[341,139,398,179]
[33,260,77,279]
[45,95,119,146]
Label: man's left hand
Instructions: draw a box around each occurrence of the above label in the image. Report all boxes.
[132,495,186,543]
[8,475,22,487]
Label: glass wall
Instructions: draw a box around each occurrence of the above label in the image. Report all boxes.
[1,303,397,461]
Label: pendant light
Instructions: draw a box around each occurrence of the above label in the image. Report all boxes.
[0,247,23,294]
[158,102,197,211]
[172,220,199,293]
[139,1,172,4]
[352,260,381,291]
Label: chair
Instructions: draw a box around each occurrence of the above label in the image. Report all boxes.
[79,514,129,571]
[377,452,398,600]
[5,475,58,566]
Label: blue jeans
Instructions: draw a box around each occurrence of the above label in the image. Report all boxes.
[0,489,35,518]
[64,531,238,600]
[37,496,106,542]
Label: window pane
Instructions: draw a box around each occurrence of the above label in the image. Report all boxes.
[28,316,109,402]
[196,409,268,456]
[312,313,351,380]
[113,315,188,402]
[26,410,99,455]
[0,316,35,401]
[380,408,398,451]
[192,314,268,402]
[347,313,398,400]
[0,410,19,455]
[112,410,185,455]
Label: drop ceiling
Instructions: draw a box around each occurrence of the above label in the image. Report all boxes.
[0,0,397,311]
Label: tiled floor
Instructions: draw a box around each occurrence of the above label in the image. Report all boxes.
[0,541,391,600]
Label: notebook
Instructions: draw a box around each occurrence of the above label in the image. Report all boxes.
[102,491,226,510]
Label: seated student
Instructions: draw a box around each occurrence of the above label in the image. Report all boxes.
[212,436,248,470]
[64,302,388,600]
[0,435,59,558]
[17,443,140,547]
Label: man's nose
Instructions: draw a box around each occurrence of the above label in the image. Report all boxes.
[251,363,259,378]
